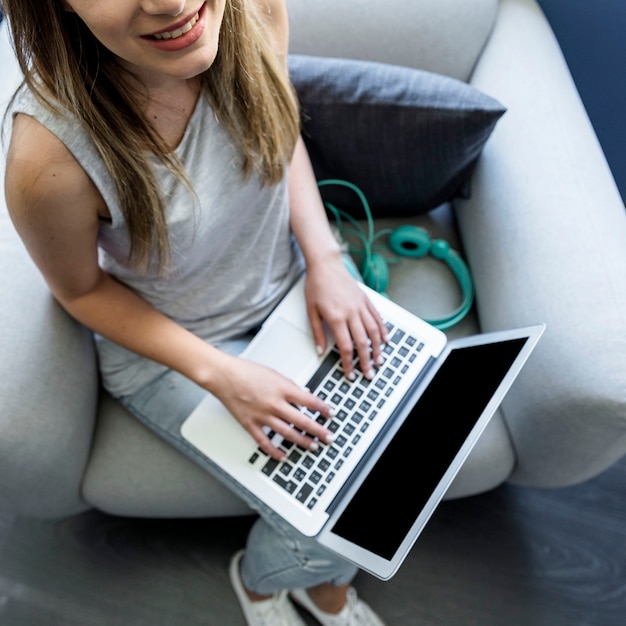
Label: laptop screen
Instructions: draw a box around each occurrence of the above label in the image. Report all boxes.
[329,337,528,559]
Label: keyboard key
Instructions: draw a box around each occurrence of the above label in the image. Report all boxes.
[351,412,364,424]
[390,329,405,344]
[273,475,297,493]
[262,458,279,476]
[296,483,313,503]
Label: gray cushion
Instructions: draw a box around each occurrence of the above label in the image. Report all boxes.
[82,393,253,518]
[289,54,506,218]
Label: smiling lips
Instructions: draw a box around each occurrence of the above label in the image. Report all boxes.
[142,4,206,52]
[152,11,200,40]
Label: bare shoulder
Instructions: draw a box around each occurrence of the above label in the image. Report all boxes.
[5,113,105,298]
[6,113,103,220]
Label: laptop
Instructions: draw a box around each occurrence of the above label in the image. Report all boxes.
[181,275,544,580]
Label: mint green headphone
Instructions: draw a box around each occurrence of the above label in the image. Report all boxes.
[318,179,475,330]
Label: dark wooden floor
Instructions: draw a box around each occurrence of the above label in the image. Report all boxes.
[1,455,625,626]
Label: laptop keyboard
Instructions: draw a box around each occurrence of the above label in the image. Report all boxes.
[248,321,424,511]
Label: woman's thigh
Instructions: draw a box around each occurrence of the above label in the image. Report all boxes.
[118,336,357,590]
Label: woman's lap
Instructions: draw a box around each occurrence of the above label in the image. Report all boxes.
[118,334,357,592]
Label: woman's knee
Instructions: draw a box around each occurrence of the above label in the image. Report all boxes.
[241,517,357,594]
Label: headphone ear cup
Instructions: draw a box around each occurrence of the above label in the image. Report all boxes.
[360,253,389,294]
[388,225,431,258]
[386,231,475,330]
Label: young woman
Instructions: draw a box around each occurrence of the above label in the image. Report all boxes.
[3,1,387,624]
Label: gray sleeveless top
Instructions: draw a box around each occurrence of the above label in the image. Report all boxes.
[12,89,304,397]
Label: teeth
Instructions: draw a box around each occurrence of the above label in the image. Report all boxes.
[153,13,199,40]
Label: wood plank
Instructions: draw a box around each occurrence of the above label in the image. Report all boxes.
[0,457,624,625]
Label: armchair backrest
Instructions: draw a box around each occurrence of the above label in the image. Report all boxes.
[287,0,499,81]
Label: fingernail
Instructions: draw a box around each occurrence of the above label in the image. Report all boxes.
[325,433,336,444]
[366,368,375,379]
[316,345,324,356]
[309,441,319,451]
[347,371,356,381]
[375,354,384,366]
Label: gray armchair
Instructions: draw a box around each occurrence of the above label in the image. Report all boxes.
[1,0,625,522]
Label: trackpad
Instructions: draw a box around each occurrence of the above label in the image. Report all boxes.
[241,318,319,381]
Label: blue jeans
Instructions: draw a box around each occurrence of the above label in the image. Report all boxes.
[119,334,357,595]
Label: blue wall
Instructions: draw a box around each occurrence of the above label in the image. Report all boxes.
[537,0,625,203]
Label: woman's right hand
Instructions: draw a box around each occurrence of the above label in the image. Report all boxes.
[209,355,336,460]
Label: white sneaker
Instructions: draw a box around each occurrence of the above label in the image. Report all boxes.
[229,550,307,626]
[290,587,386,626]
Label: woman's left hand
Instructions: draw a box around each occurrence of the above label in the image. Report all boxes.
[304,255,388,381]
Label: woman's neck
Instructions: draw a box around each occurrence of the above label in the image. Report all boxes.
[123,69,202,150]
[142,78,202,150]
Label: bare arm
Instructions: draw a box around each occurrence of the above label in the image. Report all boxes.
[5,115,221,384]
[5,114,333,459]
[289,139,387,379]
[258,0,388,378]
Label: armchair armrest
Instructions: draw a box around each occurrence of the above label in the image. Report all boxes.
[456,0,626,487]
[0,214,97,518]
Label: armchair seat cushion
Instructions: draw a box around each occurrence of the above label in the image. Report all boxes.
[81,394,252,518]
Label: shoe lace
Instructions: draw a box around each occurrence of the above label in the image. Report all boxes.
[255,591,300,626]
[340,588,361,626]
[343,588,381,626]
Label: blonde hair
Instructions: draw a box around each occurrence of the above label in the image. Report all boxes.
[3,0,300,273]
